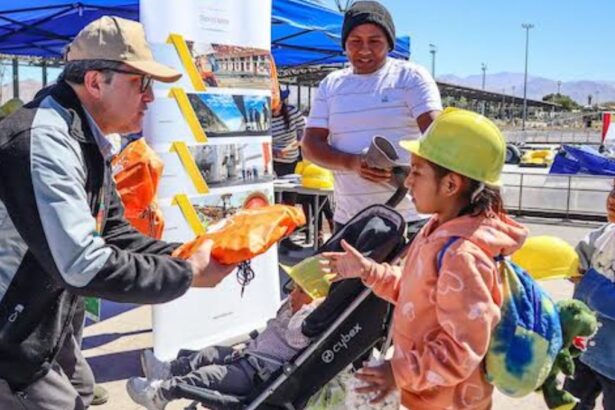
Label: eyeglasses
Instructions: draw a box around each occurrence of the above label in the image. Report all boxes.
[102,68,153,93]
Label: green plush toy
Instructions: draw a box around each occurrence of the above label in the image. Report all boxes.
[540,299,598,410]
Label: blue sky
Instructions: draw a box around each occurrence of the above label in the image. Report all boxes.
[323,0,615,82]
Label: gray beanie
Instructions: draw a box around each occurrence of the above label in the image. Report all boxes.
[341,1,395,51]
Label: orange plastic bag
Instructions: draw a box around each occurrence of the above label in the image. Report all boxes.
[112,138,165,239]
[173,204,305,264]
[269,54,282,113]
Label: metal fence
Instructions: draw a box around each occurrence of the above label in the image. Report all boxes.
[504,129,602,145]
[502,171,610,221]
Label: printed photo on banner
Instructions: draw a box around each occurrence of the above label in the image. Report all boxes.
[190,142,273,187]
[186,40,272,89]
[187,92,271,137]
[191,189,272,230]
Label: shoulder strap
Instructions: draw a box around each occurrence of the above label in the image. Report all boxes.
[436,236,461,273]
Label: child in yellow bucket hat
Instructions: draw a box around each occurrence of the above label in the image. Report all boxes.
[281,255,335,300]
[128,257,332,410]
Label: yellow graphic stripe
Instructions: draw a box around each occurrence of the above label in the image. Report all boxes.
[166,33,206,91]
[170,142,209,194]
[169,87,208,143]
[172,194,206,235]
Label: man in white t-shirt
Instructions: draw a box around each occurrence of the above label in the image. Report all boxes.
[302,1,442,228]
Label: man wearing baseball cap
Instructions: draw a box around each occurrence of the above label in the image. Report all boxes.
[302,1,442,230]
[0,16,236,409]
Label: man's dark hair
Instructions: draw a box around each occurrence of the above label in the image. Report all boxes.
[60,60,124,84]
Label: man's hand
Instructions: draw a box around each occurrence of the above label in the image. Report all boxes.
[320,239,373,281]
[350,155,392,183]
[354,360,396,403]
[188,239,237,287]
[303,128,390,181]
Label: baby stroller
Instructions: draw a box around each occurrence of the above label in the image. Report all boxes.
[176,203,414,410]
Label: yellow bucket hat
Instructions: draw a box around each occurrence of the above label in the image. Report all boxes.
[281,256,334,299]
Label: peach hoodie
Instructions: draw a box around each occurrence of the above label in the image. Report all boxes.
[363,213,528,410]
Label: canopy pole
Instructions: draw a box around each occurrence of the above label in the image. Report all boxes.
[42,60,47,87]
[12,57,18,99]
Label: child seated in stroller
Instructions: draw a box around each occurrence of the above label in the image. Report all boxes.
[126,265,330,410]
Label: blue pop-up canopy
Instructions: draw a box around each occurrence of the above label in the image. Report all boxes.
[0,1,138,57]
[271,0,410,66]
[0,0,410,66]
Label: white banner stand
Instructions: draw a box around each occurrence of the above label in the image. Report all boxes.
[140,0,279,360]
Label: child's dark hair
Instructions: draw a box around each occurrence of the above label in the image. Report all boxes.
[429,162,505,217]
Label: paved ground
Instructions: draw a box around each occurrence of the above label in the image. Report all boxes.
[83,217,605,409]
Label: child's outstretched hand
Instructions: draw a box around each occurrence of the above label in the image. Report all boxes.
[320,239,373,281]
[355,360,396,403]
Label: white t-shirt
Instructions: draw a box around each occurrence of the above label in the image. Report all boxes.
[306,58,442,224]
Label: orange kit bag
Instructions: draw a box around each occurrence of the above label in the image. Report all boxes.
[172,204,305,264]
[269,54,282,113]
[112,138,165,239]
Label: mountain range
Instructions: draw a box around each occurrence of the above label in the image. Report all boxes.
[2,74,614,107]
[437,72,615,105]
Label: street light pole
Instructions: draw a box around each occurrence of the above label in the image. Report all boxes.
[501,88,506,119]
[429,44,437,78]
[511,85,516,121]
[481,62,487,114]
[521,23,534,130]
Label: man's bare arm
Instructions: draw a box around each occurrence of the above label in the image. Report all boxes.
[301,127,360,171]
[301,127,390,182]
[416,110,441,133]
